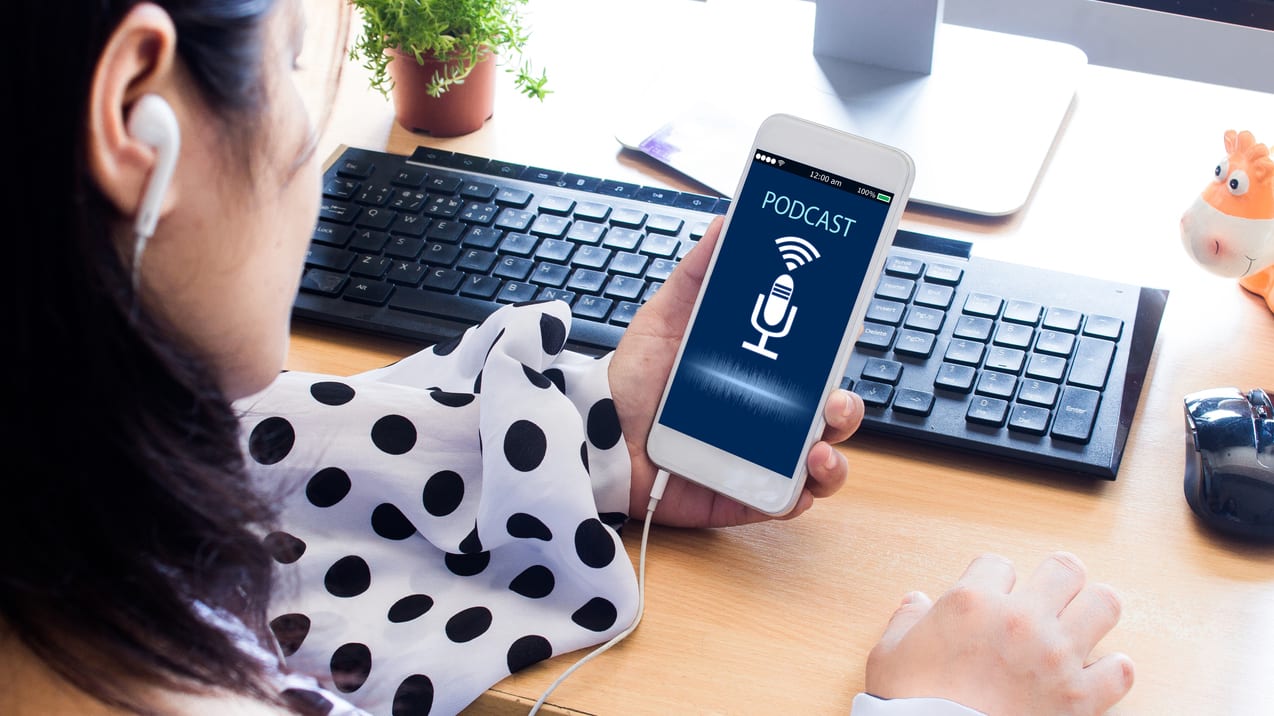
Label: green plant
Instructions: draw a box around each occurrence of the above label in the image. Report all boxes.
[349,0,549,100]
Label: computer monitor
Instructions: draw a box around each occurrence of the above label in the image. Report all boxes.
[1102,0,1274,30]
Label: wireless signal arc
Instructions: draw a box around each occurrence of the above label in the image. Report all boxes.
[775,235,821,271]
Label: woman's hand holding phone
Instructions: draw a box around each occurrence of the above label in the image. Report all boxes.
[609,216,865,527]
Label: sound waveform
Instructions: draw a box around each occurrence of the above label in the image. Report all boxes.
[684,352,809,421]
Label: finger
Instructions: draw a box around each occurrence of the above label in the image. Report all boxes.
[1059,581,1123,655]
[955,552,1017,594]
[821,390,864,444]
[804,441,848,498]
[875,591,934,650]
[1017,551,1088,617]
[1081,652,1136,713]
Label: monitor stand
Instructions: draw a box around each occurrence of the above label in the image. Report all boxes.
[617,2,1086,218]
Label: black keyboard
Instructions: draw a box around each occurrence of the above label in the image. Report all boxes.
[297,145,1168,479]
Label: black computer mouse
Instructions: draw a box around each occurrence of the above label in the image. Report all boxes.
[1183,387,1274,541]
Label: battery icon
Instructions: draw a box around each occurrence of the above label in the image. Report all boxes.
[877,193,892,204]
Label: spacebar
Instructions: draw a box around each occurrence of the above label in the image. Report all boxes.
[389,290,497,324]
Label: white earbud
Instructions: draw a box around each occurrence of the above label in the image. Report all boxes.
[125,94,180,283]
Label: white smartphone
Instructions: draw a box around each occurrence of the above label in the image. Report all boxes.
[646,114,915,515]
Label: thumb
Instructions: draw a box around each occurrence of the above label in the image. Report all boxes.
[661,215,721,306]
[877,591,933,649]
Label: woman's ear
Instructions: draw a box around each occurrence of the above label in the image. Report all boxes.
[86,3,183,223]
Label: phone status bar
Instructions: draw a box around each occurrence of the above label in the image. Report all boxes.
[753,151,893,205]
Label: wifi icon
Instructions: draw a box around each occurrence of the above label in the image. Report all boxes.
[775,236,821,271]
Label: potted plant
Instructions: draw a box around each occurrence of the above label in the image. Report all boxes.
[348,0,549,137]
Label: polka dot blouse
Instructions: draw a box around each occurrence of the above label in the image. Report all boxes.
[237,302,638,715]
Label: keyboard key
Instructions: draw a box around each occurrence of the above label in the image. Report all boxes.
[609,251,649,276]
[603,227,643,251]
[299,268,347,296]
[1025,353,1067,382]
[336,158,373,179]
[312,223,353,247]
[639,234,680,258]
[499,232,539,256]
[424,195,463,218]
[646,259,676,281]
[495,208,535,232]
[904,306,945,333]
[350,229,389,253]
[562,174,601,192]
[610,301,641,326]
[572,245,612,269]
[422,267,463,291]
[387,260,427,286]
[462,226,502,249]
[497,281,538,303]
[876,276,916,302]
[460,181,497,201]
[573,295,614,320]
[674,194,719,212]
[355,184,391,206]
[459,274,501,299]
[862,358,903,384]
[567,268,607,294]
[1084,315,1124,340]
[604,275,646,301]
[390,213,429,236]
[993,323,1034,349]
[351,254,390,278]
[925,263,964,285]
[892,388,935,416]
[355,206,394,230]
[1035,329,1075,356]
[856,323,896,350]
[894,329,936,358]
[389,285,499,324]
[530,262,570,287]
[536,287,576,305]
[935,363,976,393]
[535,238,574,263]
[459,202,497,225]
[566,221,607,244]
[385,235,424,260]
[539,195,576,215]
[390,167,426,187]
[966,396,1009,427]
[1068,338,1116,389]
[521,166,564,185]
[486,160,526,179]
[985,346,1026,374]
[964,293,1003,317]
[854,379,894,407]
[636,188,681,206]
[1052,387,1101,442]
[389,190,427,213]
[885,255,925,278]
[319,200,358,224]
[1003,299,1043,325]
[426,220,465,244]
[976,371,1017,399]
[493,256,534,280]
[914,283,955,309]
[647,214,684,234]
[306,245,356,272]
[952,315,994,342]
[575,201,612,222]
[944,339,984,366]
[1008,405,1051,435]
[496,187,533,207]
[1043,307,1083,333]
[1017,379,1059,407]
[600,181,641,200]
[642,282,663,302]
[457,249,497,273]
[530,214,571,239]
[324,177,358,199]
[343,279,393,305]
[425,174,462,193]
[422,242,460,266]
[866,299,906,326]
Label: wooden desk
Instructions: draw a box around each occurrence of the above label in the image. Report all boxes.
[294,1,1274,713]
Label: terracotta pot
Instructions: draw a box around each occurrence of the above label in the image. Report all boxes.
[387,48,496,137]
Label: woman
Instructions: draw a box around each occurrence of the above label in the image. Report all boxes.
[1,1,1132,714]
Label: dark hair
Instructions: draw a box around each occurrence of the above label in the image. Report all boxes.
[2,1,294,712]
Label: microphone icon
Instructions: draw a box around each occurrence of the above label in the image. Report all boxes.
[742,273,797,360]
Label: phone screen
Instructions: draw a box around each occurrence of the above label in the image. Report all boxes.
[657,150,895,477]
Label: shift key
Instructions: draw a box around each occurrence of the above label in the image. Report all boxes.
[1052,387,1101,443]
[1068,338,1115,389]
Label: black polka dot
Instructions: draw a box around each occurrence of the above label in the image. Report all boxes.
[392,674,434,716]
[459,525,483,554]
[503,420,547,472]
[600,512,628,533]
[509,565,555,599]
[507,635,553,673]
[580,441,590,473]
[281,688,333,713]
[422,470,464,517]
[507,513,553,541]
[540,314,567,355]
[269,613,311,657]
[574,518,616,568]
[571,597,619,632]
[387,594,434,623]
[310,381,355,406]
[542,368,566,393]
[330,642,372,693]
[430,390,475,408]
[371,415,417,455]
[324,556,371,597]
[473,371,483,393]
[586,398,623,450]
[444,551,490,577]
[522,364,552,389]
[445,606,493,643]
[432,334,462,356]
[263,531,306,564]
[248,417,294,465]
[513,298,554,308]
[372,503,417,540]
[306,467,351,508]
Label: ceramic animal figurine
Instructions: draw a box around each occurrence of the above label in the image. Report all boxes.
[1180,129,1274,313]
